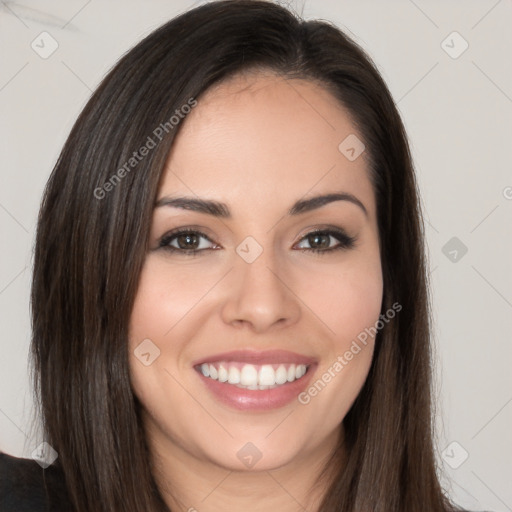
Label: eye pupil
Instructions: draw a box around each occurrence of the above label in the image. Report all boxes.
[177,233,199,249]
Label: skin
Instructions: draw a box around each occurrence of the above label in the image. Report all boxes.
[128,71,383,512]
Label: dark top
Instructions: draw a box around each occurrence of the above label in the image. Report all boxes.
[0,452,72,511]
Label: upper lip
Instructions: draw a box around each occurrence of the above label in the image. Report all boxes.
[192,349,317,367]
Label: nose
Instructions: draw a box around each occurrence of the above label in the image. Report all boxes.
[220,247,301,333]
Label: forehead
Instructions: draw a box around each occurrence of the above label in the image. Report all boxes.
[159,72,375,218]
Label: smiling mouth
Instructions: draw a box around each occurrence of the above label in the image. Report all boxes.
[194,361,310,390]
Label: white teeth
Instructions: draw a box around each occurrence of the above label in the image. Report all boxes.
[217,364,228,382]
[198,361,309,389]
[201,363,210,377]
[275,365,288,385]
[228,366,240,384]
[295,364,306,379]
[240,365,258,386]
[234,383,278,390]
[258,365,276,386]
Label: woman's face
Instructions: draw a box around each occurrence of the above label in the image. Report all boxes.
[129,72,383,473]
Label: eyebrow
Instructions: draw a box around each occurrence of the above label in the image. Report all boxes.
[154,192,368,218]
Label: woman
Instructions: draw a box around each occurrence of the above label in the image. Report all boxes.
[0,1,486,510]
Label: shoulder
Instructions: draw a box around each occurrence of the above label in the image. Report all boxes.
[0,451,72,511]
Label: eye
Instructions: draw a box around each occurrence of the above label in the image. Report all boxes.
[157,227,356,256]
[158,228,218,255]
[294,228,356,254]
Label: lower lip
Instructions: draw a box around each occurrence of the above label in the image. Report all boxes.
[195,365,317,411]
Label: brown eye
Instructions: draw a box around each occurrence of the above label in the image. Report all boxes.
[159,229,217,254]
[307,233,331,250]
[295,228,356,254]
[175,232,200,250]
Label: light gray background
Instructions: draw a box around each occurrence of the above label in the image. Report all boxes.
[0,0,511,510]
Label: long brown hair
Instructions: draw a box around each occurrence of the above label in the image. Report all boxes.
[30,1,459,510]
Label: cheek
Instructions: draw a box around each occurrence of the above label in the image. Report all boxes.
[129,257,217,346]
[127,259,206,435]
[331,268,383,342]
[128,257,230,413]
[128,259,194,403]
[293,252,383,417]
[296,252,384,346]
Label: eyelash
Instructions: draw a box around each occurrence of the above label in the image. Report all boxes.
[157,227,356,256]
